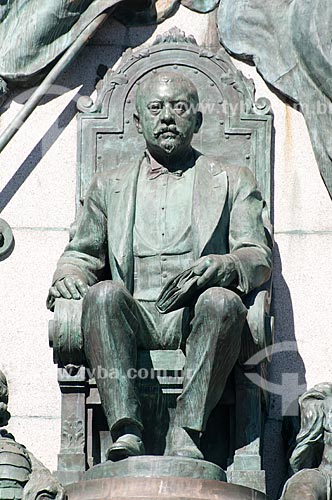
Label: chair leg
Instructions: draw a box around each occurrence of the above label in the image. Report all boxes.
[56,367,88,485]
[227,364,266,494]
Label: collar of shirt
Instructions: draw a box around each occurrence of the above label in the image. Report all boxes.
[144,150,195,180]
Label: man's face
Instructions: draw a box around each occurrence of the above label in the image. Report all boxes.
[135,77,201,159]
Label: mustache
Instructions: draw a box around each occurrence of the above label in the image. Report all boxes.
[153,126,180,138]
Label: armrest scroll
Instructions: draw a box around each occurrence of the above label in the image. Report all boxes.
[48,298,85,372]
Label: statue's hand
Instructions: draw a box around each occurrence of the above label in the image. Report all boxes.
[192,254,237,288]
[22,470,65,500]
[48,276,89,302]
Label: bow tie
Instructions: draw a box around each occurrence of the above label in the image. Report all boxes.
[145,151,194,180]
[147,164,184,180]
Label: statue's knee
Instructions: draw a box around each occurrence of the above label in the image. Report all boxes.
[196,287,246,319]
[83,281,127,311]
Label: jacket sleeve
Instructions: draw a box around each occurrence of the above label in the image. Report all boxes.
[228,166,272,294]
[52,174,108,286]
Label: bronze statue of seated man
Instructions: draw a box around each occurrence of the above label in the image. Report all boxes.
[47,71,272,462]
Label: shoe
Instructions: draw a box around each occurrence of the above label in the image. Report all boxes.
[166,426,204,460]
[106,433,145,462]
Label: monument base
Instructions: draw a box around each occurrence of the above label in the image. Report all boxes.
[66,476,266,500]
[84,456,226,482]
[65,457,266,499]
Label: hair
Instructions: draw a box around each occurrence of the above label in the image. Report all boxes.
[0,370,10,427]
[289,382,332,473]
[135,71,199,114]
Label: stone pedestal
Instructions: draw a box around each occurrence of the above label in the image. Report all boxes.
[66,476,265,500]
[65,457,266,500]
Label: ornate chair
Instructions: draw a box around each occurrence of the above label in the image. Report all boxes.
[49,27,274,493]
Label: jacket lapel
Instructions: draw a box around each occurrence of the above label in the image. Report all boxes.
[192,156,228,258]
[107,155,228,287]
[107,160,141,291]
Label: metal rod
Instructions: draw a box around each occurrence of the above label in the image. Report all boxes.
[0,11,110,154]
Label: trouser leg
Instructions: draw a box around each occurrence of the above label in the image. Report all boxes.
[82,281,153,437]
[174,287,247,432]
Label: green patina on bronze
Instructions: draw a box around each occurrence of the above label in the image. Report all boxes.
[0,0,219,90]
[50,71,270,461]
[281,383,332,500]
[48,29,274,493]
[0,0,123,87]
[218,0,332,198]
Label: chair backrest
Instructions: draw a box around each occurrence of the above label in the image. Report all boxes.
[76,27,273,214]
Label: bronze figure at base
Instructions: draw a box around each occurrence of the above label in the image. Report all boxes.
[281,383,332,500]
[0,370,64,500]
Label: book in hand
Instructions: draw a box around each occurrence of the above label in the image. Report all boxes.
[155,267,200,314]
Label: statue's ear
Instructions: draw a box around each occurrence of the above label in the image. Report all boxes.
[134,112,142,134]
[194,111,203,133]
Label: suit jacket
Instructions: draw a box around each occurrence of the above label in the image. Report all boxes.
[52,154,272,296]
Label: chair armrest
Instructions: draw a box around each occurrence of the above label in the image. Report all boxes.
[48,298,85,371]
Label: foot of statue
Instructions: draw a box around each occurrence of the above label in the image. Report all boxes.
[106,434,145,462]
[166,426,204,460]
